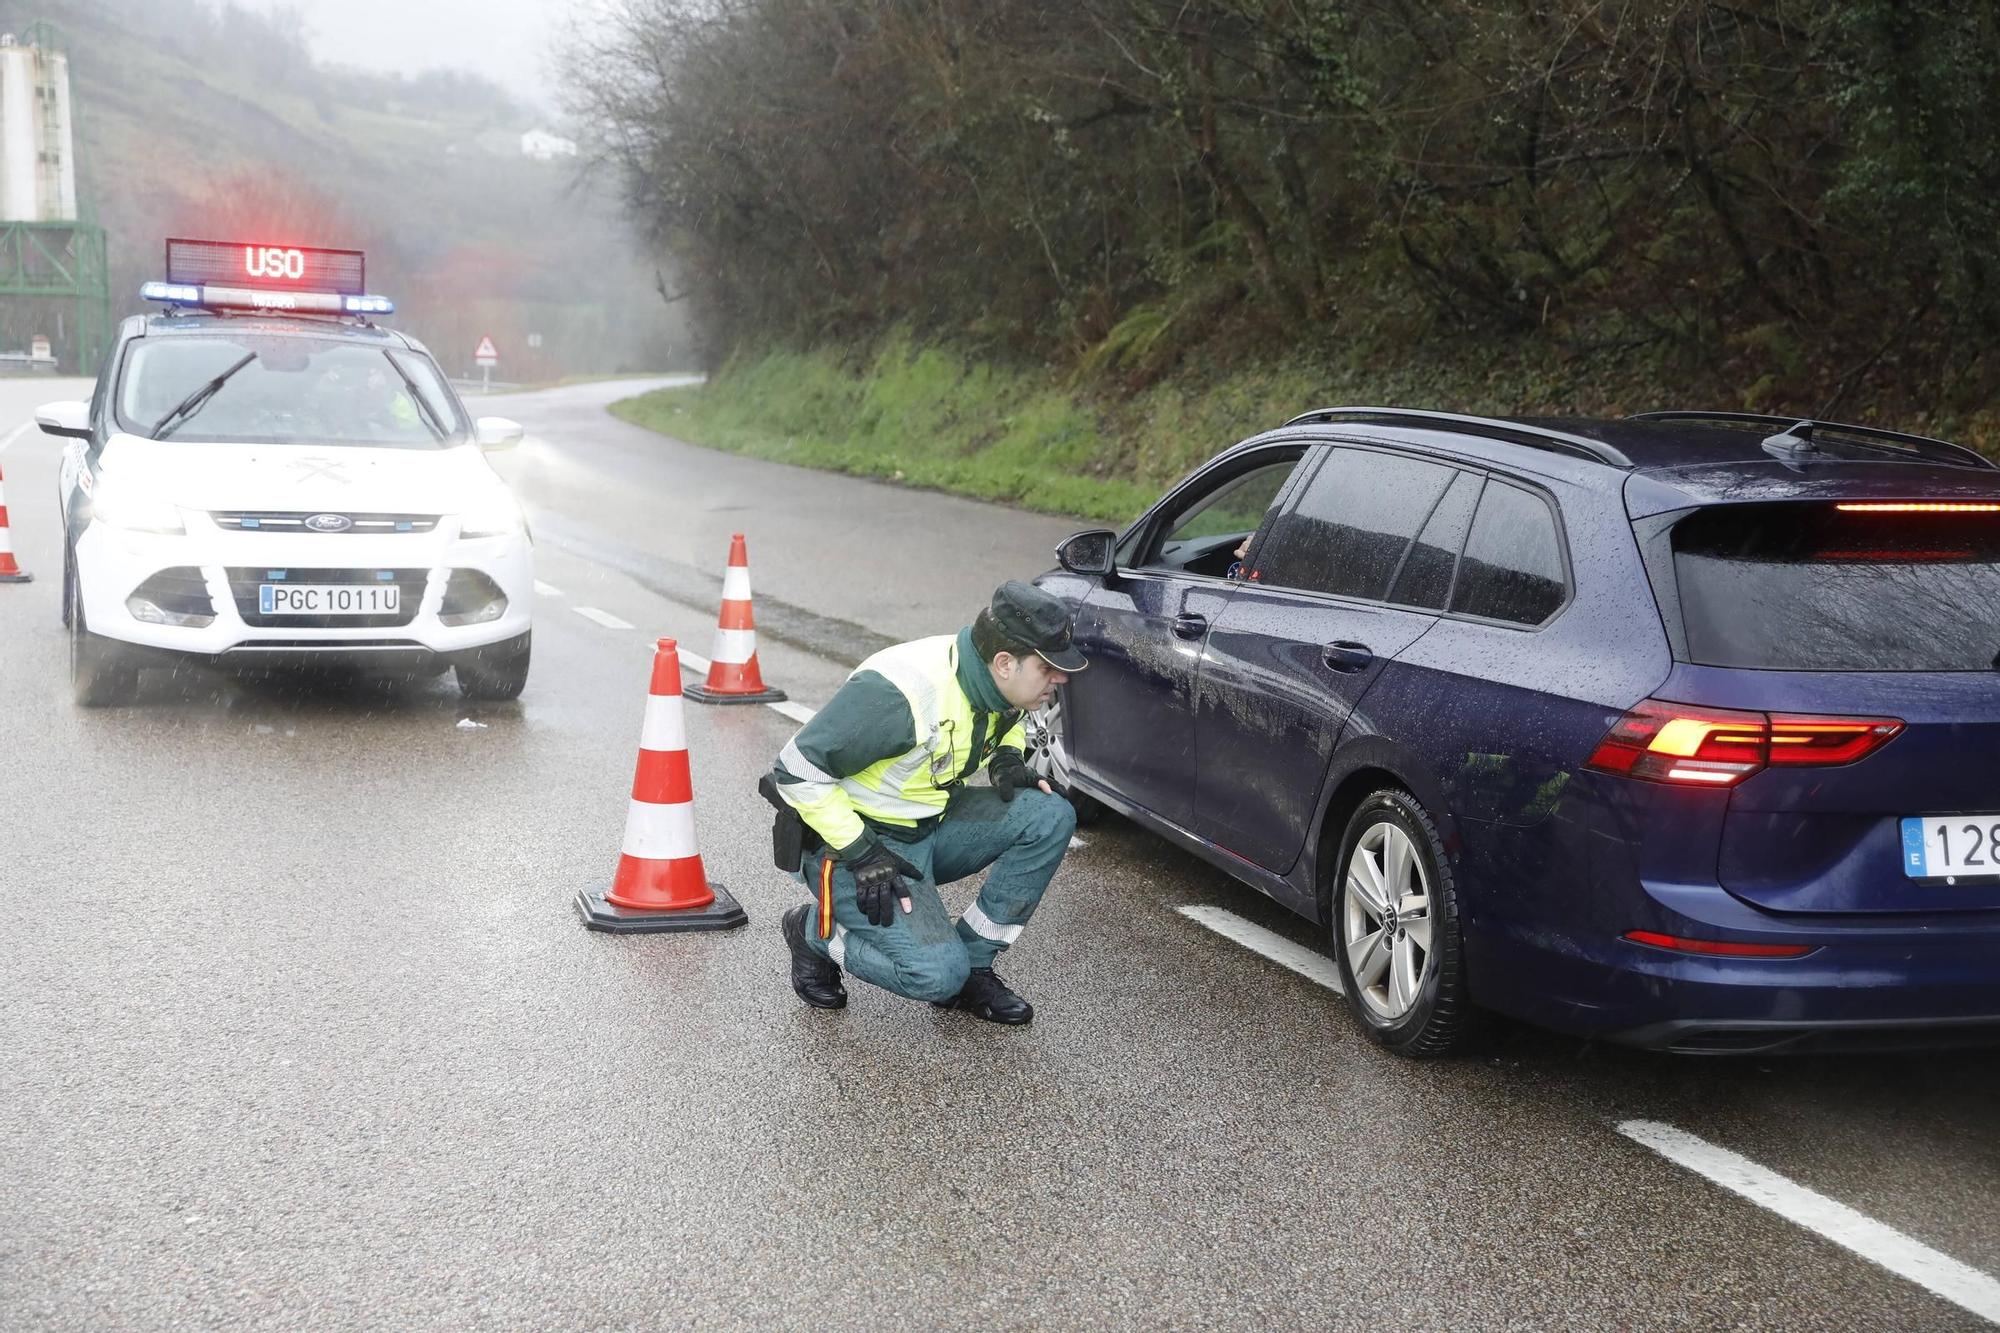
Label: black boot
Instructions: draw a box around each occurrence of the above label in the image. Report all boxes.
[934,967,1034,1025]
[782,904,846,1009]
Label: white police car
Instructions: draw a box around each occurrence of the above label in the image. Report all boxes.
[35,238,533,705]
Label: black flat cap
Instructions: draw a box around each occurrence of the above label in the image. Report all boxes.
[990,579,1087,672]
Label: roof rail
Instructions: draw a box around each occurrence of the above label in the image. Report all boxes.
[1629,410,1996,471]
[1282,406,1633,468]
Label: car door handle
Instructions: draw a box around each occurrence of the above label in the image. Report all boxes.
[1171,613,1209,640]
[1321,641,1374,672]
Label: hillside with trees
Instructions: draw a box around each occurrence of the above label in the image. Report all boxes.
[1,0,686,378]
[574,0,2000,514]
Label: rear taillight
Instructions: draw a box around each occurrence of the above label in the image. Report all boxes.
[1585,699,1903,788]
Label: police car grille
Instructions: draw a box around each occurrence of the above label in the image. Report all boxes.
[226,567,429,629]
[211,511,440,534]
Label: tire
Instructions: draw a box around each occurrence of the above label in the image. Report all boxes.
[1022,695,1104,826]
[69,552,141,707]
[1330,789,1474,1057]
[455,631,531,701]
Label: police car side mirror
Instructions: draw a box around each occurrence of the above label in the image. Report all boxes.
[36,401,90,440]
[1056,529,1116,577]
[476,416,524,452]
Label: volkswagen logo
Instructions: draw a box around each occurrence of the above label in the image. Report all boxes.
[304,513,353,533]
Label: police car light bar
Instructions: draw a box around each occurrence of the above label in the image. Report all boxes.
[142,238,395,315]
[139,280,397,316]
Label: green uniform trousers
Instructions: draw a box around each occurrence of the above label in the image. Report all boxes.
[801,786,1076,1003]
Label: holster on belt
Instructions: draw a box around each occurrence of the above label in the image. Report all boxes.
[757,773,821,873]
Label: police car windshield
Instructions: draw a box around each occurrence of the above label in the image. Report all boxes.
[115,335,468,448]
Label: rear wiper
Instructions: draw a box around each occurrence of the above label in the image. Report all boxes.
[152,352,257,440]
[380,351,447,440]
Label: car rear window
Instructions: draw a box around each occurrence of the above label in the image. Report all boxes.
[1449,481,1568,625]
[1672,504,2000,671]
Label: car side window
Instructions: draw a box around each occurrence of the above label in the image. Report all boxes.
[1449,481,1568,625]
[1252,448,1457,600]
[1138,451,1305,578]
[1388,470,1482,610]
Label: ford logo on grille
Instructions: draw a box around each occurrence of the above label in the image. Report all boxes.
[304,513,352,533]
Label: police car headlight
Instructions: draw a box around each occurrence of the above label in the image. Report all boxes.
[459,497,526,540]
[92,483,185,536]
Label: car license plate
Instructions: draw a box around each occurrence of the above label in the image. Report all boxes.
[259,583,400,615]
[1900,816,2000,880]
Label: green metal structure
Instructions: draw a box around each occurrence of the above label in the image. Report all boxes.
[0,20,111,376]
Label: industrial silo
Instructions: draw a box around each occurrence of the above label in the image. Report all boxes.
[0,32,79,223]
[0,22,107,375]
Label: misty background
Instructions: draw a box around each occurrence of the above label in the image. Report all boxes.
[0,0,689,379]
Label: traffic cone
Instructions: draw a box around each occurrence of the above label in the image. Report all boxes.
[576,638,747,933]
[0,464,31,584]
[685,532,786,705]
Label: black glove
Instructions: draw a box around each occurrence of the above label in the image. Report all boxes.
[848,843,921,928]
[989,749,1041,802]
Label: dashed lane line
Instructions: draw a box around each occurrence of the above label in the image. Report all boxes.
[1175,904,1345,995]
[1619,1119,2000,1326]
[0,421,29,455]
[573,606,634,631]
[769,700,818,726]
[533,580,564,597]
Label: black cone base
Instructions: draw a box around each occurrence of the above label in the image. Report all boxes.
[684,683,787,705]
[575,882,748,933]
[0,572,31,583]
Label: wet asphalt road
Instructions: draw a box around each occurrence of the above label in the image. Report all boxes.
[1,380,1996,1331]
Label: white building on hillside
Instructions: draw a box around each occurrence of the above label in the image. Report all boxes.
[520,129,577,162]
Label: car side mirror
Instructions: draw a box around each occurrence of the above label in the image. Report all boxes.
[476,416,524,451]
[1056,529,1116,577]
[36,401,90,439]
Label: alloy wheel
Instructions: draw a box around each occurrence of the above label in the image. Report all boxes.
[1342,821,1435,1020]
[1022,697,1073,789]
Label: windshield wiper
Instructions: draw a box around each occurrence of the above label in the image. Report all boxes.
[152,352,257,440]
[380,351,448,441]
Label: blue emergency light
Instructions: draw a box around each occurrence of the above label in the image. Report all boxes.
[140,238,394,315]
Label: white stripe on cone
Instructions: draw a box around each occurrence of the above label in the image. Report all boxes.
[707,627,758,665]
[620,798,699,861]
[638,693,688,752]
[722,566,752,600]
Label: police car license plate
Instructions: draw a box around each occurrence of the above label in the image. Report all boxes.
[1900,816,2000,879]
[259,583,400,615]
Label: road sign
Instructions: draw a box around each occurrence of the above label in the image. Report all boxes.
[526,332,543,349]
[474,335,498,366]
[30,335,50,361]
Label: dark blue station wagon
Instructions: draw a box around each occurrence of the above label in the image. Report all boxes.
[1028,408,2000,1055]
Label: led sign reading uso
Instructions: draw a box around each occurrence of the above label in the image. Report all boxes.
[245,246,306,281]
[164,238,366,295]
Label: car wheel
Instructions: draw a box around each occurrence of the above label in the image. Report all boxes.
[69,558,140,707]
[455,631,531,701]
[1022,695,1103,825]
[1331,789,1473,1056]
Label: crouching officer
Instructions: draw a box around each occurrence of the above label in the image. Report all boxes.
[764,580,1086,1024]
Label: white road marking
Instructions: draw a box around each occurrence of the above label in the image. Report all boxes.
[0,421,29,455]
[533,580,564,598]
[769,700,818,725]
[1618,1120,2000,1325]
[1176,905,1345,995]
[573,606,633,631]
